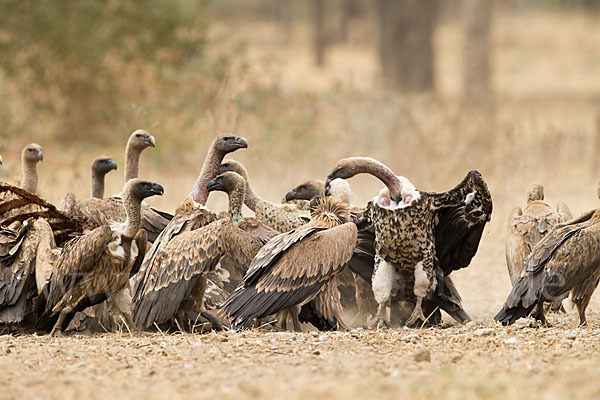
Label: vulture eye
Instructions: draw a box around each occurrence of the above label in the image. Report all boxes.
[28,149,34,152]
[136,134,143,138]
[299,185,307,190]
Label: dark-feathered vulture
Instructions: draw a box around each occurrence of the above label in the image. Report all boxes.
[223,197,358,331]
[36,178,163,335]
[64,131,171,243]
[326,157,492,327]
[496,206,600,327]
[132,171,277,330]
[506,183,572,285]
[130,135,248,330]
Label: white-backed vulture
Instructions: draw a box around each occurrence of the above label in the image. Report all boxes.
[20,143,43,194]
[130,135,249,329]
[66,131,170,242]
[223,196,357,331]
[326,157,492,327]
[506,183,572,284]
[35,179,163,335]
[496,205,600,327]
[217,159,310,232]
[133,171,277,331]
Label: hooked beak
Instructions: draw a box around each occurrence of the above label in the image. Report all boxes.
[235,137,248,149]
[151,183,164,196]
[206,178,220,192]
[108,159,118,171]
[38,150,44,161]
[146,135,156,148]
[285,189,296,202]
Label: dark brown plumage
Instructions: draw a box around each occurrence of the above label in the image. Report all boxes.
[36,179,163,335]
[223,196,358,331]
[132,171,277,330]
[496,208,600,326]
[326,157,492,327]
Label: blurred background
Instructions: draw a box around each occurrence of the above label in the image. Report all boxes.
[1,0,600,316]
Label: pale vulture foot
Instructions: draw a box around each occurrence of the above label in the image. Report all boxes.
[50,311,68,337]
[200,310,225,331]
[405,296,426,328]
[373,302,389,329]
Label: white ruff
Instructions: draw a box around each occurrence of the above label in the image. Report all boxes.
[372,256,397,304]
[372,175,421,210]
[328,178,352,205]
[108,233,126,259]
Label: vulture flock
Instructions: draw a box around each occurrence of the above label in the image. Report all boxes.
[0,131,598,337]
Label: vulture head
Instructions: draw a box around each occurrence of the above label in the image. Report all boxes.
[285,179,324,202]
[123,178,164,202]
[128,130,156,151]
[22,143,43,163]
[215,135,248,154]
[526,183,544,204]
[217,159,249,181]
[206,171,246,195]
[92,156,118,176]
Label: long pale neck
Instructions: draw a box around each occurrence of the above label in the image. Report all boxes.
[124,144,141,182]
[355,159,402,200]
[91,170,105,199]
[123,195,142,238]
[228,186,245,223]
[192,146,224,205]
[21,159,38,194]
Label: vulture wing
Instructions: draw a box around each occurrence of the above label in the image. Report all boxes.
[505,206,525,284]
[223,222,357,329]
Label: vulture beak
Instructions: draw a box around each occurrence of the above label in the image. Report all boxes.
[324,186,331,197]
[285,189,296,202]
[206,178,220,192]
[146,134,156,148]
[38,149,44,161]
[108,159,118,171]
[150,183,164,196]
[235,137,248,149]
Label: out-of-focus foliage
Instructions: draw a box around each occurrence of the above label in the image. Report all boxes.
[0,0,209,140]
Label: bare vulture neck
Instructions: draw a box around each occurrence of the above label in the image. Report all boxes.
[192,145,227,205]
[124,141,143,182]
[123,195,143,238]
[21,158,38,194]
[352,158,402,200]
[91,170,105,199]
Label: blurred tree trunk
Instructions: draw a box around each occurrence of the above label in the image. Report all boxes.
[311,0,327,67]
[462,0,493,102]
[376,0,438,92]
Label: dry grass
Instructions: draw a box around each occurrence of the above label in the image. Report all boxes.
[2,7,600,400]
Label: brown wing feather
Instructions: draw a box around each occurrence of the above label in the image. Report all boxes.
[506,206,525,284]
[130,229,148,277]
[223,222,357,328]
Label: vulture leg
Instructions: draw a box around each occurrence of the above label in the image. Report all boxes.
[574,292,593,327]
[572,278,599,327]
[371,258,395,328]
[405,296,426,328]
[374,301,389,329]
[531,302,547,326]
[200,310,224,331]
[277,310,288,331]
[50,310,69,337]
[290,305,302,332]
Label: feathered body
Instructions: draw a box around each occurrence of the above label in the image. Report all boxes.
[223,197,357,331]
[326,157,492,327]
[496,210,600,326]
[132,172,277,330]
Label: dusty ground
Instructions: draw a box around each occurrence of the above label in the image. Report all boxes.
[2,312,600,400]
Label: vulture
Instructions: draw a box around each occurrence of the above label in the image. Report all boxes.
[132,171,277,331]
[131,135,249,328]
[506,183,572,284]
[35,178,163,335]
[326,157,492,327]
[217,159,310,232]
[284,177,379,325]
[0,183,96,325]
[61,156,118,212]
[223,196,357,331]
[20,143,44,194]
[64,130,170,243]
[496,186,600,327]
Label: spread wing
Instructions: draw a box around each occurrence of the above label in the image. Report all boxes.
[223,222,357,329]
[132,219,228,328]
[0,221,40,323]
[42,225,115,314]
[432,171,493,275]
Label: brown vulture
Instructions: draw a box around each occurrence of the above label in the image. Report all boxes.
[132,171,277,331]
[35,178,163,335]
[223,196,358,331]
